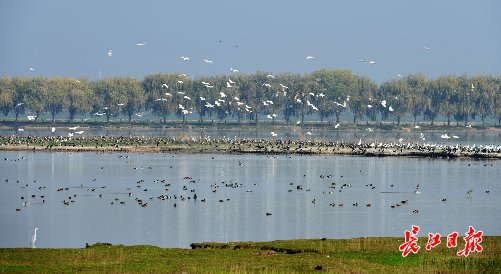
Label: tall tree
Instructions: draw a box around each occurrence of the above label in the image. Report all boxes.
[0,77,14,117]
[120,78,145,122]
[24,77,49,122]
[46,78,69,123]
[67,78,93,121]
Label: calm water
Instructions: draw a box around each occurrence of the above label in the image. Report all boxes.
[0,151,499,248]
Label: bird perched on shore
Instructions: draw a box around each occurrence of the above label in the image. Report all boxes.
[31,228,39,248]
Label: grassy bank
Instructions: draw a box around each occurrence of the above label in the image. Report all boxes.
[0,237,499,273]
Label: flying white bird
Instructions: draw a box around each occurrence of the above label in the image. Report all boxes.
[267,74,275,79]
[200,97,206,101]
[452,135,459,139]
[31,228,39,248]
[18,128,24,132]
[117,103,124,106]
[165,93,172,96]
[334,123,340,129]
[68,132,73,137]
[334,101,346,108]
[306,132,312,136]
[68,126,79,130]
[306,56,315,60]
[136,42,147,46]
[270,132,278,137]
[107,50,113,57]
[381,100,387,108]
[27,115,37,121]
[203,59,213,63]
[395,72,403,77]
[16,103,24,107]
[230,68,239,73]
[296,121,301,125]
[74,131,84,134]
[29,67,35,71]
[162,84,169,88]
[389,106,394,112]
[441,134,450,139]
[423,47,431,51]
[369,60,376,66]
[262,83,271,88]
[177,80,184,84]
[228,79,235,84]
[183,96,191,100]
[220,92,227,98]
[367,104,373,108]
[226,82,232,88]
[181,56,190,61]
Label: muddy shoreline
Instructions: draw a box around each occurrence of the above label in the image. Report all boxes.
[1,135,500,159]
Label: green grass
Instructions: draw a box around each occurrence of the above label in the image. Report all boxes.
[1,237,500,273]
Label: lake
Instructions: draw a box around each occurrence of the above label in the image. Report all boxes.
[0,151,499,248]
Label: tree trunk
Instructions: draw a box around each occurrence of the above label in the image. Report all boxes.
[447,116,450,127]
[397,116,401,125]
[52,113,56,123]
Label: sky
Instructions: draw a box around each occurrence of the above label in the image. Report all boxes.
[1,0,500,83]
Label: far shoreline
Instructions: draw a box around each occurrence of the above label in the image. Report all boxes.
[1,135,500,160]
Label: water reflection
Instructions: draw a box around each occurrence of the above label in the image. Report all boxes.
[0,151,499,248]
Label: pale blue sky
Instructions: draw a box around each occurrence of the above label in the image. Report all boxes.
[1,0,500,83]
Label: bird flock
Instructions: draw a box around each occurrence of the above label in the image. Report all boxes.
[3,143,496,248]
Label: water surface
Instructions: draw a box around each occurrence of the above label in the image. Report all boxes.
[0,151,499,248]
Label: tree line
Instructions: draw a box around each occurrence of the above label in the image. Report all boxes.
[1,69,500,126]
